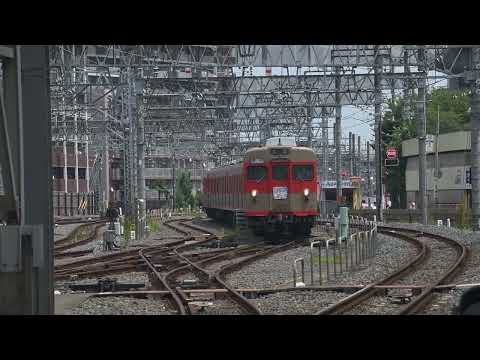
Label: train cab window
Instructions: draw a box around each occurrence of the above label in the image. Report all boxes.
[293,165,313,181]
[272,165,288,181]
[247,166,267,182]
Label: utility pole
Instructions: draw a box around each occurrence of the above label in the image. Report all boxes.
[374,47,384,222]
[434,105,440,208]
[136,77,145,241]
[104,115,110,214]
[321,107,328,215]
[417,46,428,225]
[126,67,137,218]
[367,141,371,208]
[335,66,342,209]
[470,47,480,231]
[349,132,353,176]
[306,91,312,147]
[73,45,79,194]
[61,46,68,194]
[84,46,90,194]
[357,135,361,178]
[172,151,176,211]
[350,133,357,176]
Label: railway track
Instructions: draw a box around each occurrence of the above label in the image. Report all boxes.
[56,217,310,315]
[315,226,468,315]
[55,217,106,225]
[158,220,263,314]
[54,218,107,256]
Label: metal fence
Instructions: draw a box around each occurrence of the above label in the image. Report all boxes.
[319,200,339,217]
[293,216,378,287]
[53,192,97,217]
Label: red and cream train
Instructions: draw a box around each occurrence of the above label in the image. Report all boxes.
[202,138,319,239]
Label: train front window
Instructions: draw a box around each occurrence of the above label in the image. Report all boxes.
[247,166,267,182]
[272,165,288,181]
[293,165,313,181]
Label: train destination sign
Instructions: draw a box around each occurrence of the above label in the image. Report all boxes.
[321,180,355,189]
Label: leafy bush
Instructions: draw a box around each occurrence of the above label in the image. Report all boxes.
[457,192,471,230]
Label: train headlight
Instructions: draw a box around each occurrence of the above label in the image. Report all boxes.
[251,189,257,198]
[303,188,309,197]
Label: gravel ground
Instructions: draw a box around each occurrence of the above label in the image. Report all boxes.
[190,218,225,235]
[322,233,419,286]
[195,299,244,315]
[225,246,313,289]
[252,290,347,315]
[341,228,462,315]
[227,233,417,290]
[54,217,189,267]
[55,271,150,292]
[395,236,457,285]
[380,222,480,315]
[54,223,83,242]
[345,295,403,315]
[66,296,176,315]
[224,232,422,315]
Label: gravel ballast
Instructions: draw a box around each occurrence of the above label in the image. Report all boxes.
[225,233,418,290]
[380,222,480,315]
[54,223,83,242]
[252,290,347,315]
[56,271,150,292]
[66,296,176,315]
[225,246,312,289]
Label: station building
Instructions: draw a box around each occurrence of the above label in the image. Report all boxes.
[402,131,471,207]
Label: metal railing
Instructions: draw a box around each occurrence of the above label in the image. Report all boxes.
[301,215,378,286]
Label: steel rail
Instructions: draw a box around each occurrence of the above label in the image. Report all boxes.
[316,226,468,315]
[139,247,187,315]
[380,226,469,315]
[54,223,106,253]
[315,229,427,315]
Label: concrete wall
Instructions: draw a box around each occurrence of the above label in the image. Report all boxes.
[350,208,460,225]
[405,151,471,192]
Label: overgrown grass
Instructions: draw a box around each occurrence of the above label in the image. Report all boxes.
[146,215,160,233]
[122,217,135,245]
[222,227,241,242]
[311,255,342,265]
[457,193,472,230]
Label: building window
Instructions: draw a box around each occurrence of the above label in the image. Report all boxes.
[78,168,86,179]
[67,167,76,179]
[52,167,64,179]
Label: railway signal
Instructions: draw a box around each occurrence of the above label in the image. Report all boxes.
[386,148,397,160]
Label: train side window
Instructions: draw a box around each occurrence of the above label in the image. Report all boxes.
[272,165,288,180]
[247,166,267,182]
[293,165,313,181]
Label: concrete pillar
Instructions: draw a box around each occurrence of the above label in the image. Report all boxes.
[0,45,53,314]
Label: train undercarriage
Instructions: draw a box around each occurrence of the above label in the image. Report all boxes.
[204,207,314,241]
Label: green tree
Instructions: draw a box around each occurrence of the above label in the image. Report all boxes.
[426,88,470,134]
[149,179,170,202]
[382,88,470,209]
[194,191,204,207]
[175,171,194,209]
[382,97,416,209]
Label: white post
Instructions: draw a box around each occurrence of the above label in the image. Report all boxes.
[437,220,443,226]
[446,218,451,227]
